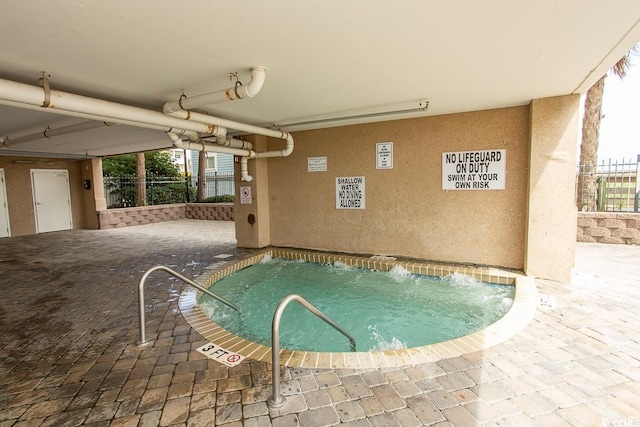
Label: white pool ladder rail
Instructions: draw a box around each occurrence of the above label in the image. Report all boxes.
[137,265,241,346]
[268,293,356,408]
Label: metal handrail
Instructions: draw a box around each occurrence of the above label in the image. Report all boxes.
[268,294,356,408]
[137,265,241,345]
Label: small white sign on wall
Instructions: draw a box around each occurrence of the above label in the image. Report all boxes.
[376,142,393,169]
[308,156,327,172]
[442,149,506,190]
[336,176,365,209]
[240,186,252,204]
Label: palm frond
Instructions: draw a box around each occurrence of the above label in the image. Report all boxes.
[611,44,639,79]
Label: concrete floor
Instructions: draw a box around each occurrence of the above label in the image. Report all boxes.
[0,219,638,426]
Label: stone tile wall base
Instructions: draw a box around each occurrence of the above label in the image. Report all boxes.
[98,203,234,229]
[577,212,640,245]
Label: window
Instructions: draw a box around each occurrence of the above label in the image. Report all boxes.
[206,153,217,170]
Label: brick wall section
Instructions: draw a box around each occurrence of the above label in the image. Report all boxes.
[185,203,234,221]
[98,203,234,229]
[577,212,640,244]
[98,204,186,229]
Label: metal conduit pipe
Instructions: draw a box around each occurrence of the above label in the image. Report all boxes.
[2,120,111,147]
[0,77,217,135]
[163,66,266,114]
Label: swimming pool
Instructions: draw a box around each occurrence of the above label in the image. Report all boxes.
[179,249,537,368]
[199,256,514,352]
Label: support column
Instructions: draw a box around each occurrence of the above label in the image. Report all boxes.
[80,158,107,229]
[234,135,271,248]
[525,95,580,282]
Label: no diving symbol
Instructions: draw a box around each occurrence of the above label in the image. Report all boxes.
[196,343,246,367]
[240,186,252,204]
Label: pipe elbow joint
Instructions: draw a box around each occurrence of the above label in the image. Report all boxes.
[283,134,294,157]
[241,66,266,98]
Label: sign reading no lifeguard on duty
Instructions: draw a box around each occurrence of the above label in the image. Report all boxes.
[442,149,506,190]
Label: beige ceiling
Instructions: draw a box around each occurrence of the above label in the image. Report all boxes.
[1,0,640,158]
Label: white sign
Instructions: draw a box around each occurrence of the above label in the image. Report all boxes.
[240,186,252,204]
[376,142,393,169]
[442,149,506,190]
[336,176,365,209]
[196,342,245,367]
[308,156,327,172]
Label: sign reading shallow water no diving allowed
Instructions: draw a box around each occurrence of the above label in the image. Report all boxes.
[336,176,365,209]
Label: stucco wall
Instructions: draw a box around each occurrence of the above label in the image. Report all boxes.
[265,106,530,270]
[525,95,579,282]
[577,212,640,244]
[0,157,87,236]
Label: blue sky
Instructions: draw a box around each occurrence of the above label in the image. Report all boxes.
[595,56,640,161]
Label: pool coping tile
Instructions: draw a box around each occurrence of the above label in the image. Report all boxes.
[179,248,537,369]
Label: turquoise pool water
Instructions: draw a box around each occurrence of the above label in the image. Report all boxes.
[200,257,515,352]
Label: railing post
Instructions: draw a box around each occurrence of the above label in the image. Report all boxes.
[268,294,356,408]
[635,154,640,212]
[137,265,241,346]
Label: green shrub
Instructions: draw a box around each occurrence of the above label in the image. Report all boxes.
[201,195,235,203]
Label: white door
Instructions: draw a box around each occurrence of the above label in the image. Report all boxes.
[31,169,73,233]
[0,169,10,238]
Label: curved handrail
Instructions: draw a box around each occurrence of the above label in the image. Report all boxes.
[268,294,356,408]
[137,265,241,345]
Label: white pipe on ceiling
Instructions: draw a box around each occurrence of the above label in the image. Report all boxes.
[239,157,253,182]
[0,72,293,183]
[0,99,199,141]
[167,132,256,182]
[161,66,293,181]
[166,132,253,157]
[163,66,266,114]
[167,109,294,158]
[0,77,216,135]
[2,121,112,147]
[202,136,253,150]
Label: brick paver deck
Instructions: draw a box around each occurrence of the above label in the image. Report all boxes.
[1,219,638,426]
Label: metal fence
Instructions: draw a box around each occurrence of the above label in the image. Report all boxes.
[104,172,235,208]
[198,172,235,200]
[575,156,639,212]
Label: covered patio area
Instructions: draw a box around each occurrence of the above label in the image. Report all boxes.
[0,220,638,426]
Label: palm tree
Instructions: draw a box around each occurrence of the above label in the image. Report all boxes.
[576,50,635,211]
[196,150,207,202]
[135,152,146,206]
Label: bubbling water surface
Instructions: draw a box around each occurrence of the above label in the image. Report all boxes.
[200,258,514,352]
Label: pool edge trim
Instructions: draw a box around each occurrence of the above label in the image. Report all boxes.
[179,248,538,369]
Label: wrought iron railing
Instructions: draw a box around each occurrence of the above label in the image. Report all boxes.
[575,156,639,212]
[104,172,234,208]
